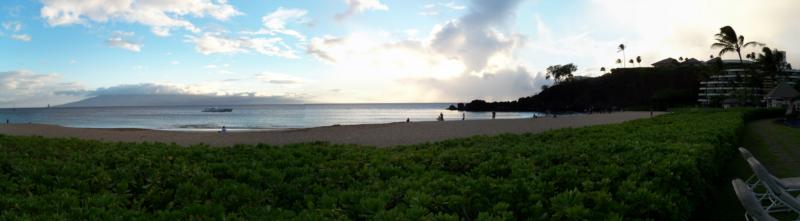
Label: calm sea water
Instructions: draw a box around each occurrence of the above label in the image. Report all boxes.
[0,104,541,130]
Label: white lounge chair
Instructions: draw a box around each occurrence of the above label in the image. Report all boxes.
[732,178,779,221]
[740,147,800,192]
[747,158,800,215]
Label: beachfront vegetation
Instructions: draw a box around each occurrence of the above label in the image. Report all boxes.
[455,66,707,112]
[544,63,577,85]
[0,109,779,220]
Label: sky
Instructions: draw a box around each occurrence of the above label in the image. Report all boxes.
[3,0,800,107]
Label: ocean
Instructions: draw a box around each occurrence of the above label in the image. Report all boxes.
[0,103,541,130]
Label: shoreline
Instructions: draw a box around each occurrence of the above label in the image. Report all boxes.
[0,112,663,147]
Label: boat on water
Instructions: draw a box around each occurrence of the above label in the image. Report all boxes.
[202,107,233,112]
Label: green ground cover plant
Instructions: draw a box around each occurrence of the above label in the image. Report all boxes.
[0,109,777,220]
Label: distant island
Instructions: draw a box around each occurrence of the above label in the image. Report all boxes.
[60,94,302,107]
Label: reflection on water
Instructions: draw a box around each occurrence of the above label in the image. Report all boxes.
[0,103,542,130]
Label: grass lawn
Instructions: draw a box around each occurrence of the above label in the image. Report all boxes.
[698,118,800,220]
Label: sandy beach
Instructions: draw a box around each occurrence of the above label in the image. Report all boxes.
[0,112,662,147]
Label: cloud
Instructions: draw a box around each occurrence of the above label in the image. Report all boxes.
[255,72,307,85]
[39,0,242,36]
[303,0,538,102]
[430,0,525,72]
[0,70,85,107]
[88,83,191,96]
[242,7,310,41]
[402,67,540,101]
[3,20,32,42]
[335,0,388,21]
[419,1,465,16]
[187,32,298,58]
[106,31,141,52]
[10,34,31,42]
[2,21,22,32]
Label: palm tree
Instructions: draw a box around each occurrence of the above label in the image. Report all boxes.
[711,26,764,63]
[618,44,626,68]
[710,26,764,104]
[616,59,622,68]
[600,67,606,72]
[636,56,642,67]
[757,47,790,80]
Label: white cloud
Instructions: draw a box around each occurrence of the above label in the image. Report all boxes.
[170,60,180,65]
[430,0,525,72]
[187,32,299,58]
[10,34,31,42]
[39,0,242,36]
[3,21,31,42]
[2,21,22,32]
[304,0,538,102]
[544,0,800,72]
[402,67,541,101]
[335,0,388,21]
[255,72,308,85]
[106,31,141,52]
[419,1,465,16]
[89,83,190,96]
[0,70,85,107]
[243,7,310,41]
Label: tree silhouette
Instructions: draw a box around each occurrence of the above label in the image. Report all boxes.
[711,26,765,105]
[711,26,764,63]
[616,59,622,68]
[629,59,634,66]
[636,56,642,67]
[757,47,790,80]
[600,67,606,72]
[545,63,578,85]
[618,44,626,68]
[679,57,684,61]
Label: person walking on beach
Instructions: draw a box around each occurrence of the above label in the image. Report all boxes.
[406,118,410,123]
[220,126,227,133]
[462,113,465,121]
[492,111,496,119]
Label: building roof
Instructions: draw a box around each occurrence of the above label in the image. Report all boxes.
[682,58,703,66]
[765,82,800,99]
[652,58,679,67]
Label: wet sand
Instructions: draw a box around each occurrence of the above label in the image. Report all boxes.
[0,112,662,147]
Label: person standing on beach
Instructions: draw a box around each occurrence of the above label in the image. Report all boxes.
[462,113,465,121]
[492,112,496,119]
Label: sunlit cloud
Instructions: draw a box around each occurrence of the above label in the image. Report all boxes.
[39,0,242,36]
[335,0,388,21]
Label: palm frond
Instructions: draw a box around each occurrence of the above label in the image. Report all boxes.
[743,41,765,48]
[710,42,731,49]
[718,48,736,57]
